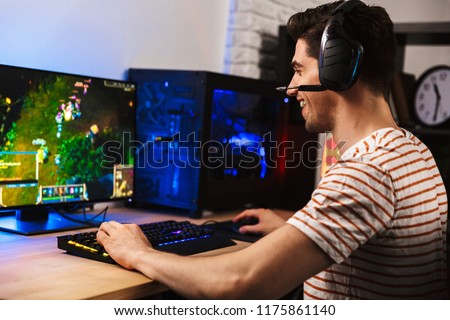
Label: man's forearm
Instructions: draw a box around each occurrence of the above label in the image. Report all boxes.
[131,224,331,299]
[132,248,250,299]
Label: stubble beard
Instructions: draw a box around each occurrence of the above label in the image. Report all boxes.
[304,110,333,133]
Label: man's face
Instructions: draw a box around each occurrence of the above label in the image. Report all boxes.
[287,39,337,133]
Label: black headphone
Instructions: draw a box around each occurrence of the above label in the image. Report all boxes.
[319,0,365,91]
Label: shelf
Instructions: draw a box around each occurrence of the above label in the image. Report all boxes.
[394,22,450,45]
[394,22,450,71]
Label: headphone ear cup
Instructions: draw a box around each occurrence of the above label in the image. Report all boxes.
[319,28,364,91]
[318,0,365,91]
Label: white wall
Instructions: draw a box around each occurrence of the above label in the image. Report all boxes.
[0,0,230,80]
[0,0,448,81]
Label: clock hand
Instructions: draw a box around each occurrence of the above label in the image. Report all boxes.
[433,82,442,100]
[432,83,441,123]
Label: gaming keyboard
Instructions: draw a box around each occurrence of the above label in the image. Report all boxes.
[57,220,236,264]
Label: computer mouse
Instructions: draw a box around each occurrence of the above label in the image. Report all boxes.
[233,216,259,233]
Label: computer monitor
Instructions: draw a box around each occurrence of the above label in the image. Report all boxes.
[0,64,136,234]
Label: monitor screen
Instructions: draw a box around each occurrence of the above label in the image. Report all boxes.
[0,64,136,234]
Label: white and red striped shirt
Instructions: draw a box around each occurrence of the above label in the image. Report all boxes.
[288,128,447,299]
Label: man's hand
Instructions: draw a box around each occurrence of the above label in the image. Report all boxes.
[96,221,153,269]
[233,208,291,236]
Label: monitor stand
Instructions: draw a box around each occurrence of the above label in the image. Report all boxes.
[0,207,99,235]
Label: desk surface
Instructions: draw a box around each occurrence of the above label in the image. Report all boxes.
[0,205,248,300]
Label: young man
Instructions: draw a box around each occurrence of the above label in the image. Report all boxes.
[97,0,447,299]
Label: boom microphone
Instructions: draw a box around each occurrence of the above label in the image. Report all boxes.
[276,84,326,92]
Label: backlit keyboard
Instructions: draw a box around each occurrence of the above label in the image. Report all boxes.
[57,220,236,264]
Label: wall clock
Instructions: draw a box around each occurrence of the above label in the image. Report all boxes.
[413,65,450,127]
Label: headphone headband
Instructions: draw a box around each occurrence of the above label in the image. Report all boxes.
[333,0,364,15]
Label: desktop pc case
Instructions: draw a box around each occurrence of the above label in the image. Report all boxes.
[129,69,317,218]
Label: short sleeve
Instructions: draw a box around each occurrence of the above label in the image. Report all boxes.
[287,160,395,264]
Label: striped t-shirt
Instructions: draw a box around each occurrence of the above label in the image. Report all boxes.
[288,128,448,299]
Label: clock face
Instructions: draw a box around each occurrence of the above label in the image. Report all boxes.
[414,65,450,127]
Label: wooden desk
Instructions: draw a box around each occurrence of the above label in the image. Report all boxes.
[0,205,248,300]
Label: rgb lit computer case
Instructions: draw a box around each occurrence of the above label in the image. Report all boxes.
[129,69,317,218]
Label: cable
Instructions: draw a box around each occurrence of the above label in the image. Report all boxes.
[51,204,109,227]
[200,219,222,226]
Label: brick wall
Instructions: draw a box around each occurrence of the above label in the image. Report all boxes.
[224,0,327,80]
